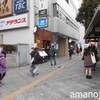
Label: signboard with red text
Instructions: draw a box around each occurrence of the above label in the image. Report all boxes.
[0,13,29,31]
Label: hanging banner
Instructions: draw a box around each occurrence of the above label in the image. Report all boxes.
[0,0,12,17]
[14,0,28,13]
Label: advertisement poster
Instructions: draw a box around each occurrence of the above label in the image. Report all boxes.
[14,0,28,13]
[0,0,12,17]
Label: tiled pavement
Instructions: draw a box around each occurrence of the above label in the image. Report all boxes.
[0,55,100,100]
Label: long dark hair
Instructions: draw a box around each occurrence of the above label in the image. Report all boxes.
[84,47,90,56]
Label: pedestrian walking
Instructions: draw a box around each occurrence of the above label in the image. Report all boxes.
[49,44,56,66]
[0,45,6,58]
[0,45,7,87]
[79,46,82,55]
[83,47,93,79]
[80,46,82,53]
[88,44,97,71]
[68,47,73,59]
[76,47,79,54]
[30,47,39,77]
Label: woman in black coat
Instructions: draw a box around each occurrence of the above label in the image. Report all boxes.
[83,47,93,79]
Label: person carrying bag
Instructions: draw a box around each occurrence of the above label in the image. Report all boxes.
[90,52,96,71]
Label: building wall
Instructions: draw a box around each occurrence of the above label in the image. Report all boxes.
[53,17,79,40]
[49,0,79,40]
[0,0,36,67]
[58,37,69,56]
[0,28,34,44]
[36,0,81,56]
[0,0,35,45]
[0,34,3,44]
[53,0,78,20]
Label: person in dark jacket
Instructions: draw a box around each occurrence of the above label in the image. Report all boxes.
[49,44,56,66]
[30,47,39,76]
[69,47,73,59]
[83,47,93,79]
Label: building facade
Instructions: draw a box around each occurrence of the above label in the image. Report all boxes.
[0,0,35,67]
[35,0,81,56]
[0,0,82,67]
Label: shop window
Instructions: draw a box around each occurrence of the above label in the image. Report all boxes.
[1,44,17,54]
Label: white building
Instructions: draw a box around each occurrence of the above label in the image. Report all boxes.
[0,0,35,67]
[34,0,83,56]
[0,0,83,67]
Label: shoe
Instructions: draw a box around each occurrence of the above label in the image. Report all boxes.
[35,73,39,75]
[88,76,92,79]
[32,73,34,77]
[92,69,96,71]
[86,75,89,79]
[51,64,53,66]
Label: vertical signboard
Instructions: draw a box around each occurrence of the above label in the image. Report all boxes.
[0,0,12,17]
[14,0,28,13]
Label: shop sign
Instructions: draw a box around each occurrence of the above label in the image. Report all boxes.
[14,0,28,13]
[39,9,47,17]
[0,0,12,17]
[0,13,29,31]
[38,17,47,27]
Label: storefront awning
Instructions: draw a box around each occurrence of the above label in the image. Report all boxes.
[84,5,100,39]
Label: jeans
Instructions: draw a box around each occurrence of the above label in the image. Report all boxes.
[50,56,56,65]
[92,63,96,70]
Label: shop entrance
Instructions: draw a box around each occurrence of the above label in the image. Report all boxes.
[43,40,50,58]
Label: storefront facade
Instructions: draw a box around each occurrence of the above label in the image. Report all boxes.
[35,0,80,56]
[0,0,35,67]
[0,0,81,67]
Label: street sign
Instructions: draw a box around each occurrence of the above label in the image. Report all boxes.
[38,17,47,27]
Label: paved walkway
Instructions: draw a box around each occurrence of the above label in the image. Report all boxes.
[0,55,100,100]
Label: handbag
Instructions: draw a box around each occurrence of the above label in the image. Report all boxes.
[90,53,96,64]
[82,55,84,60]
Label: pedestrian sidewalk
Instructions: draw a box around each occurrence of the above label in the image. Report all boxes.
[0,55,78,99]
[0,54,100,100]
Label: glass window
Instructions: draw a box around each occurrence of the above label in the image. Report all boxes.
[53,4,79,31]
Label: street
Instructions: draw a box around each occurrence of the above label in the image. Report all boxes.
[0,55,100,100]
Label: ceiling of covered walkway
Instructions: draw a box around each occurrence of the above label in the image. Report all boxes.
[84,5,100,39]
